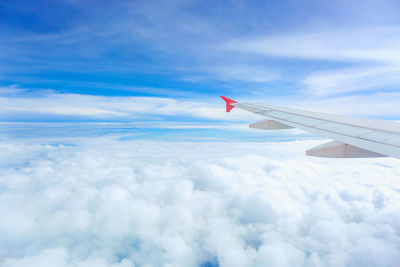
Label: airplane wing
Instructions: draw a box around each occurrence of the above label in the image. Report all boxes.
[220,96,400,159]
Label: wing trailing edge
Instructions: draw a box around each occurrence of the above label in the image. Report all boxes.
[221,96,400,159]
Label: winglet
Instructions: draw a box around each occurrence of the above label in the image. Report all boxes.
[220,96,238,112]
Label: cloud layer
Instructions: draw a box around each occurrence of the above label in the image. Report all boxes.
[0,139,399,266]
[3,85,400,123]
[0,86,255,122]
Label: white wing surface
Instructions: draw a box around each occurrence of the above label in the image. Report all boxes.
[221,96,400,159]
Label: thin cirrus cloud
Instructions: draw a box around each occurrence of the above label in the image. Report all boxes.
[181,65,278,83]
[304,66,400,96]
[2,0,400,102]
[222,26,400,96]
[223,27,400,63]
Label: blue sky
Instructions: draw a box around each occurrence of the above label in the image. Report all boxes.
[2,2,400,266]
[1,0,400,130]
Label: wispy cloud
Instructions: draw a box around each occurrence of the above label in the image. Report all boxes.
[222,26,400,96]
[223,26,400,63]
[181,65,278,83]
[251,91,400,118]
[0,85,26,95]
[304,66,400,96]
[3,83,400,124]
[0,87,254,121]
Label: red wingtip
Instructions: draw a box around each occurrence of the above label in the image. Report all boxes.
[220,96,237,112]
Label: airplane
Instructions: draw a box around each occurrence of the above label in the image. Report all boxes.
[221,96,400,159]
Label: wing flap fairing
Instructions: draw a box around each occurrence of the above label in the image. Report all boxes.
[306,141,386,158]
[249,119,293,130]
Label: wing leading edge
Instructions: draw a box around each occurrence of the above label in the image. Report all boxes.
[221,96,400,159]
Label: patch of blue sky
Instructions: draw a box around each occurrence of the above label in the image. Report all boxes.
[1,72,218,97]
[0,122,317,143]
[0,1,79,34]
[200,260,219,267]
[119,128,314,142]
[1,0,400,138]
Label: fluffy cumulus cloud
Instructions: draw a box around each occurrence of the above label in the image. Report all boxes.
[0,138,400,266]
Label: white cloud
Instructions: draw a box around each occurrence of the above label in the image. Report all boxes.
[0,138,399,266]
[181,64,278,83]
[0,90,253,121]
[304,66,400,96]
[0,85,26,95]
[222,26,400,96]
[223,26,400,64]
[255,91,400,118]
[4,85,400,123]
[2,249,68,267]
